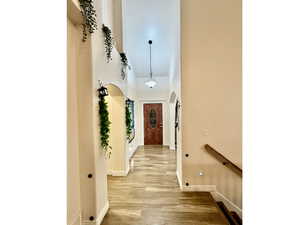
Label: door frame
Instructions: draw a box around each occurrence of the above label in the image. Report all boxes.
[139,99,168,146]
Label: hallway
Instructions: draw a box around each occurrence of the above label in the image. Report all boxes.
[101,146,228,225]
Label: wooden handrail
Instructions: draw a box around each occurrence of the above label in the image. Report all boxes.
[204,144,242,177]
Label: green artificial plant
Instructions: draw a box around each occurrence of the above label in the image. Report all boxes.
[98,92,112,157]
[102,24,113,62]
[125,104,132,140]
[79,0,98,42]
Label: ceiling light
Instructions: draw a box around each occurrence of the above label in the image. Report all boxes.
[145,40,157,88]
[145,79,157,88]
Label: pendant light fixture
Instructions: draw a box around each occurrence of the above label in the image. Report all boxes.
[145,40,157,88]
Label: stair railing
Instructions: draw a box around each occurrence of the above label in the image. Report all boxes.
[204,144,242,177]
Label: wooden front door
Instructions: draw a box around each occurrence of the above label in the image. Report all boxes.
[144,103,163,145]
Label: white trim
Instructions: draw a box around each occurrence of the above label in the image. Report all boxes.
[69,211,81,225]
[121,0,127,51]
[169,91,177,103]
[182,184,216,192]
[107,167,130,176]
[125,164,130,175]
[176,181,242,217]
[139,99,168,145]
[135,73,169,78]
[211,191,242,218]
[128,145,139,160]
[81,201,109,225]
[96,201,109,225]
[176,170,182,189]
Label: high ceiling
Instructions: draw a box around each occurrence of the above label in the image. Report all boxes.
[123,0,178,78]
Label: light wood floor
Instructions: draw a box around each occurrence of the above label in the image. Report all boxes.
[101,145,228,225]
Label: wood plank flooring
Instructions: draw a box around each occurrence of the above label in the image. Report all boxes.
[101,145,228,225]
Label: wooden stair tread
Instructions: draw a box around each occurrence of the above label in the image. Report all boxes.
[207,194,231,225]
[216,201,240,225]
[102,146,233,225]
[230,211,242,225]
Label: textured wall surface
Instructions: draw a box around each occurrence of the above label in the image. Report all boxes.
[181,0,242,209]
[67,18,81,225]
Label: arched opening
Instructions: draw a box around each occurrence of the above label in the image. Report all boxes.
[106,84,129,176]
[169,91,177,104]
[169,91,177,151]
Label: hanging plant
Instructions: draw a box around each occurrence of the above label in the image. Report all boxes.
[125,103,132,140]
[79,0,98,42]
[102,24,113,62]
[97,84,112,157]
[175,100,181,131]
[120,52,128,80]
[120,52,128,67]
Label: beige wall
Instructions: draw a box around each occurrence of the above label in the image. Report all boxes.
[67,18,81,225]
[181,0,242,211]
[93,0,139,163]
[68,1,110,224]
[102,0,113,28]
[67,16,100,223]
[107,84,128,174]
[91,0,130,175]
[76,30,99,220]
[101,0,123,52]
[112,0,123,52]
[126,66,139,159]
[167,0,182,185]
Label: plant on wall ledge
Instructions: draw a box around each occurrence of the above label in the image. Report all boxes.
[102,24,113,62]
[125,103,132,140]
[120,52,130,80]
[79,0,98,42]
[125,99,135,143]
[97,83,112,158]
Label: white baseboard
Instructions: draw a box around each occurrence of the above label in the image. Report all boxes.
[125,165,130,175]
[176,170,182,189]
[182,184,216,192]
[211,191,242,218]
[175,176,242,218]
[180,185,242,217]
[108,167,130,176]
[81,201,109,225]
[96,201,109,225]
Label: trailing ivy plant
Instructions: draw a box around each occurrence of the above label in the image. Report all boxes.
[98,93,112,158]
[79,0,98,42]
[125,104,133,140]
[120,52,128,80]
[120,52,128,67]
[102,24,113,62]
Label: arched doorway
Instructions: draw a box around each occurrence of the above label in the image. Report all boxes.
[106,84,129,176]
[169,91,177,150]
